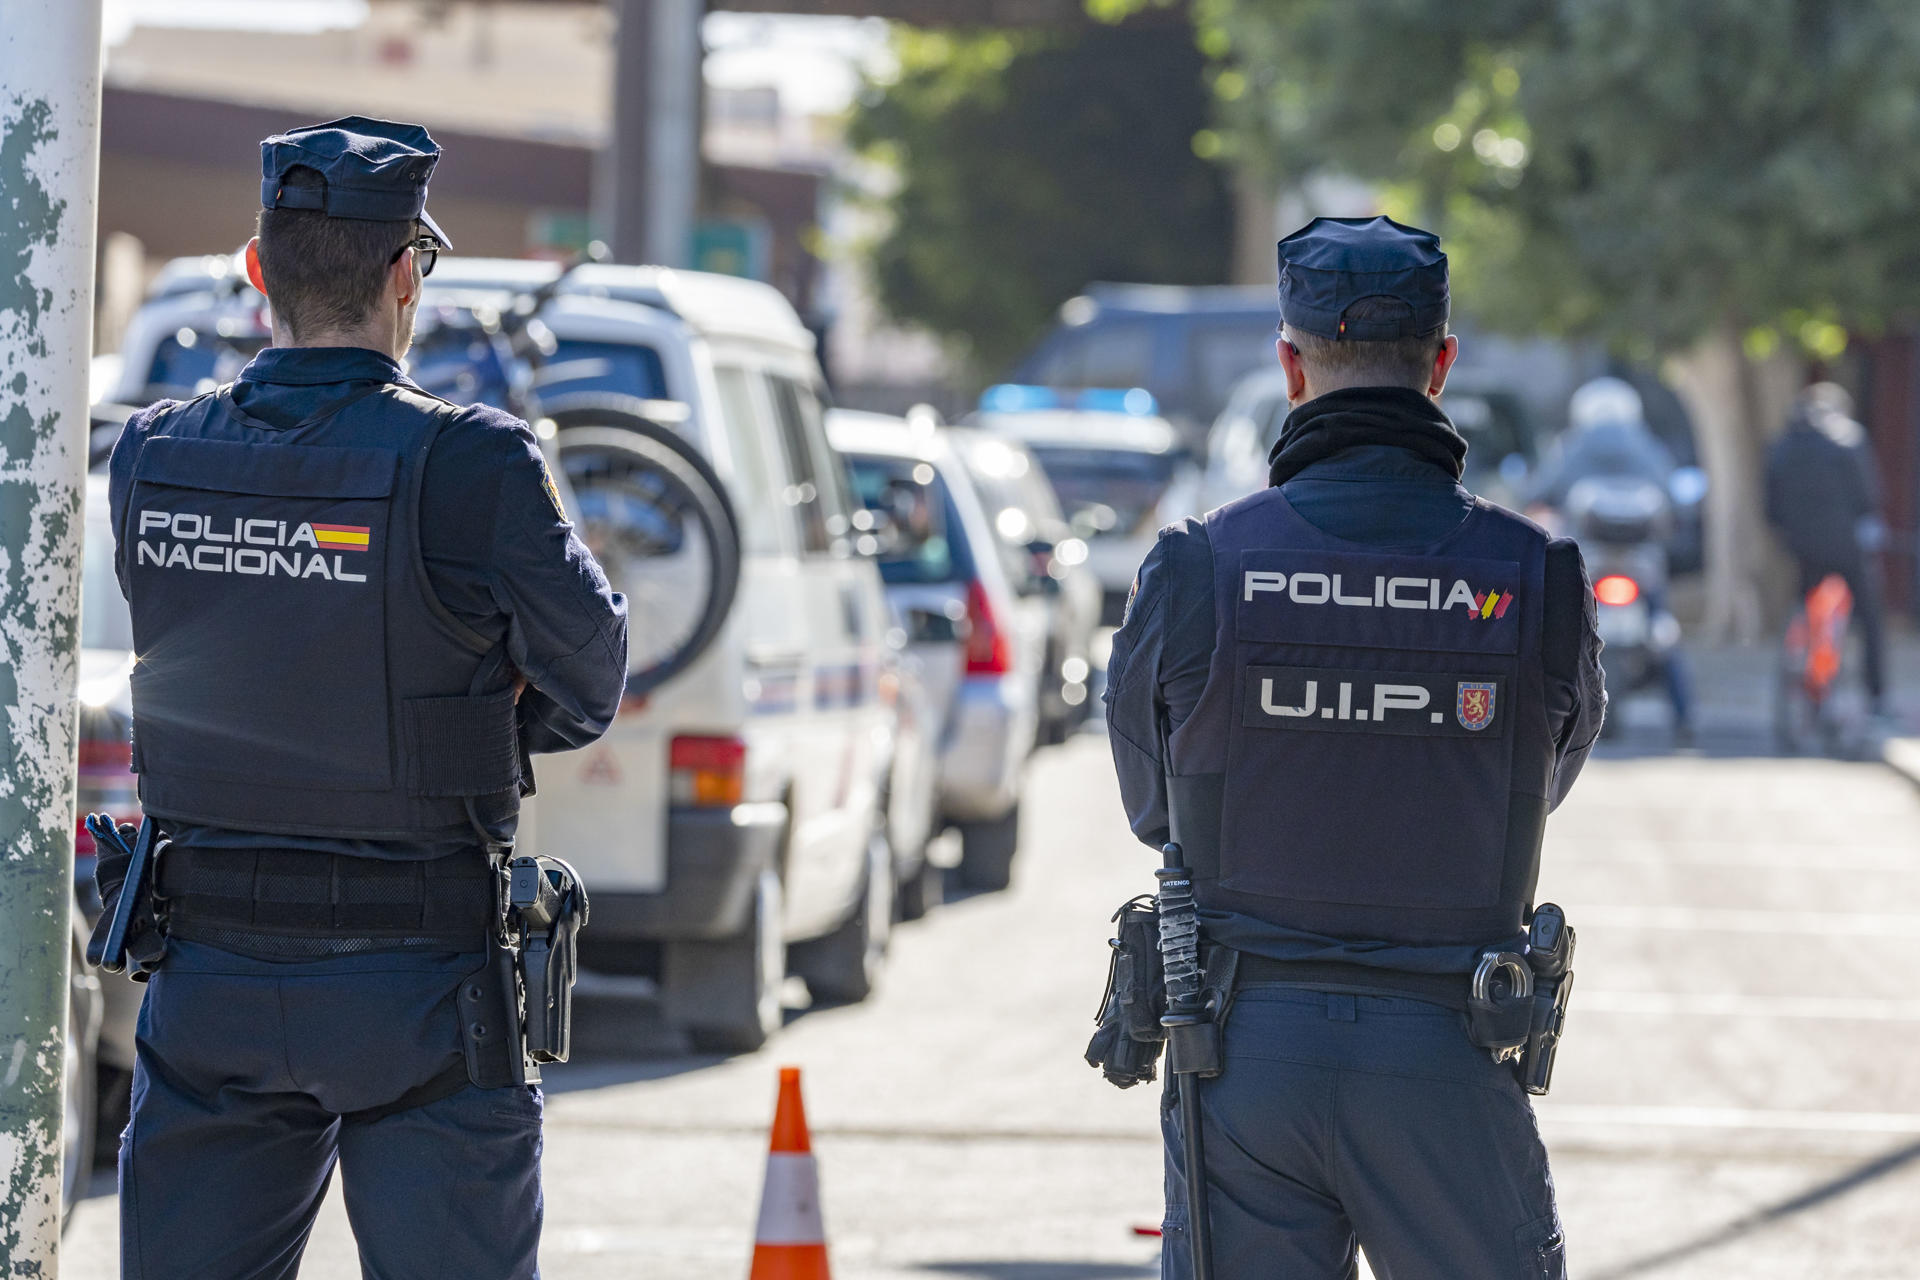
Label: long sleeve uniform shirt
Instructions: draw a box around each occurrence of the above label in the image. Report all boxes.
[109,346,631,860]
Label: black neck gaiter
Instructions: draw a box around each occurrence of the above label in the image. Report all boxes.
[1268,385,1468,488]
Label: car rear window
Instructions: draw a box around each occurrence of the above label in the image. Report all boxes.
[144,327,266,400]
[1026,444,1179,538]
[846,453,972,586]
[538,339,669,401]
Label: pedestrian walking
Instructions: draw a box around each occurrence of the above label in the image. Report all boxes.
[99,116,629,1280]
[1101,216,1605,1278]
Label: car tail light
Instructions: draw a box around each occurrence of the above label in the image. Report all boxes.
[669,735,746,808]
[1594,574,1640,607]
[78,737,132,772]
[964,579,1012,675]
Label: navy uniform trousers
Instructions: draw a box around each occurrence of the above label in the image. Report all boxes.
[121,941,543,1280]
[1160,988,1565,1280]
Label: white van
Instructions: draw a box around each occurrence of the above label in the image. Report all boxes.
[425,261,897,1052]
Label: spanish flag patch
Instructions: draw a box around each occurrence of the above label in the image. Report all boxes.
[311,523,371,551]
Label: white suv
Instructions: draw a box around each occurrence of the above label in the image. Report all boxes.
[422,261,896,1052]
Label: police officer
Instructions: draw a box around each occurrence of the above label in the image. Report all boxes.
[1105,216,1604,1278]
[105,117,629,1279]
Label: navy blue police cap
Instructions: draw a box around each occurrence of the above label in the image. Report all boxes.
[1277,215,1447,340]
[260,116,452,249]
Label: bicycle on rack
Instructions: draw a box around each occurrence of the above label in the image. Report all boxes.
[424,247,745,699]
[1776,572,1854,755]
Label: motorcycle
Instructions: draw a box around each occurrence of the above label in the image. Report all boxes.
[1562,473,1693,741]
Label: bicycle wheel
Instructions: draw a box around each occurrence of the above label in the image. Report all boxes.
[553,418,742,699]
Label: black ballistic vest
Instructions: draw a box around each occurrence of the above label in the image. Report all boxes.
[123,384,521,841]
[1176,487,1553,947]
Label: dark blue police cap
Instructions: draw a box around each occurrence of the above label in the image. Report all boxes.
[261,116,452,249]
[1277,215,1447,341]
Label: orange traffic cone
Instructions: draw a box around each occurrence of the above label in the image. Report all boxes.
[749,1067,831,1280]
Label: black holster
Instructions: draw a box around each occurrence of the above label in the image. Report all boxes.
[1463,905,1577,1095]
[464,853,589,1088]
[1086,896,1167,1088]
[1087,898,1239,1089]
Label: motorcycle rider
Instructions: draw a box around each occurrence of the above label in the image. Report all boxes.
[1529,377,1694,741]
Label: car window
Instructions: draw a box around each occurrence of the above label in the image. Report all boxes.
[1190,320,1281,423]
[82,521,133,651]
[712,366,786,555]
[1032,320,1158,391]
[785,378,855,539]
[1255,391,1294,456]
[539,338,670,401]
[957,439,1050,593]
[764,374,845,555]
[1442,390,1532,463]
[145,326,265,400]
[1025,444,1181,541]
[845,453,973,586]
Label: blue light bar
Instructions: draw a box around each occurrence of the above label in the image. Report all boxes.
[978,384,1160,417]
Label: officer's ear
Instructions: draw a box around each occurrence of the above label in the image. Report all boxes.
[389,248,415,308]
[1426,333,1462,400]
[244,238,269,299]
[1276,335,1309,404]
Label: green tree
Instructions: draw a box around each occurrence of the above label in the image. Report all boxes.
[849,23,1233,377]
[1186,0,1920,635]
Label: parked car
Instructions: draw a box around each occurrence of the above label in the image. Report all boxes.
[941,428,1101,745]
[1197,366,1546,517]
[74,474,142,1168]
[827,410,1047,893]
[63,912,102,1229]
[423,259,898,1051]
[972,392,1201,626]
[1002,283,1279,449]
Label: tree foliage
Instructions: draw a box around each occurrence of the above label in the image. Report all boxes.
[848,24,1233,375]
[1192,0,1920,357]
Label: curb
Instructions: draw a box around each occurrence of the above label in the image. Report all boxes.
[1881,736,1920,788]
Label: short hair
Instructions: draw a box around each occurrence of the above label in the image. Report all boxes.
[255,166,415,341]
[1284,296,1447,391]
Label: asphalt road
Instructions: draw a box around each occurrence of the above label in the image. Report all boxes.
[61,691,1920,1278]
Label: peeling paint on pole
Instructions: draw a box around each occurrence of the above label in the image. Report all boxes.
[0,2,103,1274]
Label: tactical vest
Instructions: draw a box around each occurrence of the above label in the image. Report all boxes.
[1176,487,1553,947]
[123,383,522,841]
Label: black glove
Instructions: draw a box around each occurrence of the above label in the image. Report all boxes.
[87,818,168,980]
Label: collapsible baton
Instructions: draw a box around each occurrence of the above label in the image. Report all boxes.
[1156,840,1217,1280]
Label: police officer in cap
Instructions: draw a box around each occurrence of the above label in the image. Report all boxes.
[105,117,629,1278]
[1105,216,1605,1277]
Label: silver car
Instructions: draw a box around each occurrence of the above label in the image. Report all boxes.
[828,411,1047,892]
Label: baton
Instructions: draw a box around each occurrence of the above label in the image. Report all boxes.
[1156,841,1215,1280]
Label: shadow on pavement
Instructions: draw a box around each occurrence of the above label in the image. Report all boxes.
[1590,1138,1920,1279]
[914,1264,1156,1279]
[543,990,824,1094]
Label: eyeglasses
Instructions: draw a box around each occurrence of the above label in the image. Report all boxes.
[390,234,440,279]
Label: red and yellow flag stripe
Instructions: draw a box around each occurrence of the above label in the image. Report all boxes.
[311,523,371,551]
[1473,590,1514,620]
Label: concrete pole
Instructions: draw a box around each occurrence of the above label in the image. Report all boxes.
[0,1,103,1271]
[599,0,704,266]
